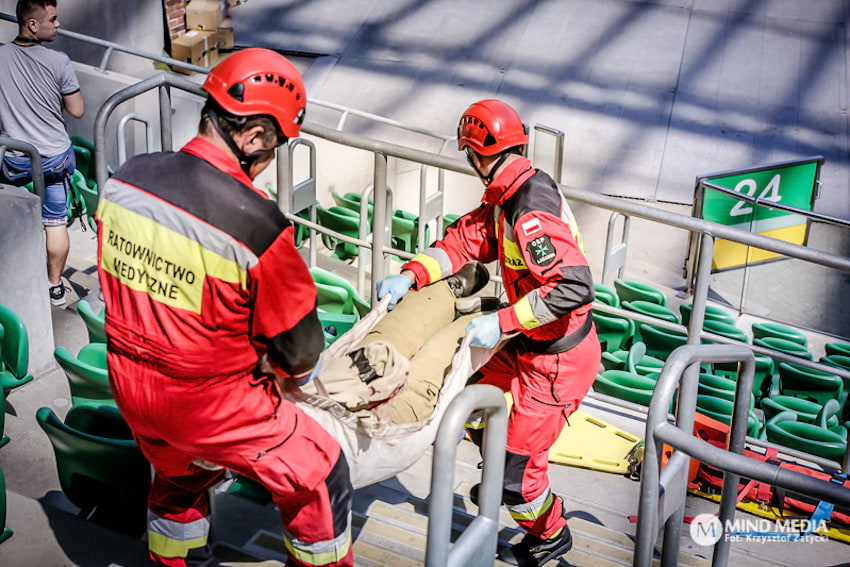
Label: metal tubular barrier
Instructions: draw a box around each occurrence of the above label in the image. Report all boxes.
[635,344,850,567]
[94,72,202,192]
[116,113,154,166]
[0,137,45,201]
[601,211,630,285]
[426,385,507,567]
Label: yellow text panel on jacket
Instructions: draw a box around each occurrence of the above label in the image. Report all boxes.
[100,201,247,314]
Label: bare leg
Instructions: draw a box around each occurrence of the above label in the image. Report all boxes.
[45,225,70,285]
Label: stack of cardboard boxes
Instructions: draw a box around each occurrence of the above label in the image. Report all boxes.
[170,0,237,74]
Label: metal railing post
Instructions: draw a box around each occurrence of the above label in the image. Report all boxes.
[116,113,154,166]
[370,153,389,304]
[158,84,173,152]
[601,211,630,285]
[426,384,507,567]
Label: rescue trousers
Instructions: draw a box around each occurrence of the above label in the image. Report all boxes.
[107,352,354,567]
[466,327,601,539]
[356,281,477,424]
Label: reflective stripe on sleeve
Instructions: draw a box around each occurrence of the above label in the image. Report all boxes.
[410,247,452,283]
[513,295,543,330]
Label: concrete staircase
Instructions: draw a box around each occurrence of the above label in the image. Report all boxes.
[209,475,712,567]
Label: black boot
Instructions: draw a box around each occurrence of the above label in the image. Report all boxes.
[445,261,489,298]
[497,522,573,567]
[469,482,504,507]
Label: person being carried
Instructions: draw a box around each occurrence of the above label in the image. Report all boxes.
[376,99,602,567]
[95,49,352,567]
[302,261,492,426]
[0,0,84,306]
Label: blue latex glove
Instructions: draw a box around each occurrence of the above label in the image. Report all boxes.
[292,359,323,387]
[376,274,412,310]
[466,312,502,348]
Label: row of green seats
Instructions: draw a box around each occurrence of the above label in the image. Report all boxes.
[0,302,34,543]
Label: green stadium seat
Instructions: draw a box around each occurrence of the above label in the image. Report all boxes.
[754,336,812,360]
[639,323,688,360]
[622,300,680,324]
[76,299,106,344]
[591,310,635,353]
[679,303,736,327]
[0,467,12,543]
[593,370,657,407]
[762,404,847,462]
[54,344,116,408]
[0,390,8,449]
[593,282,619,308]
[751,322,808,348]
[0,303,34,394]
[613,279,667,306]
[36,404,151,536]
[777,361,843,408]
[761,395,841,430]
[309,267,370,317]
[315,205,362,262]
[601,346,665,379]
[318,312,358,348]
[825,342,850,358]
[695,394,761,437]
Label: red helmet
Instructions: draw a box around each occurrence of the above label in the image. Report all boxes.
[457,99,528,156]
[201,48,306,138]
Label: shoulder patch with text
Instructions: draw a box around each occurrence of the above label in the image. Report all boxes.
[526,234,557,266]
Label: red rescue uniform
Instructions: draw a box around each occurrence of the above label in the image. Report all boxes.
[402,156,601,539]
[96,137,353,567]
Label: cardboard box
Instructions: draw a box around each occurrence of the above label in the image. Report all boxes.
[216,17,234,49]
[215,28,234,49]
[171,30,219,74]
[186,0,224,31]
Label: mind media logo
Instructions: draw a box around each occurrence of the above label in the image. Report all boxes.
[690,514,723,545]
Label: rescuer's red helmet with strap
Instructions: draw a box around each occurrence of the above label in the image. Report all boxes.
[201,48,306,139]
[457,99,528,156]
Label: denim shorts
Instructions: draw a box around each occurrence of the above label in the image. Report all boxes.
[1,145,76,226]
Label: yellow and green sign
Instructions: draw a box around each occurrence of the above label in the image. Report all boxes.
[695,157,823,271]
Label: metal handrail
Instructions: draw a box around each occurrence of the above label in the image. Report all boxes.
[0,137,45,201]
[426,384,507,567]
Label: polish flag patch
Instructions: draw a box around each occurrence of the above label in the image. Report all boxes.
[521,218,542,236]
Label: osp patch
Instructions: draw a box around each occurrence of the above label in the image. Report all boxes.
[527,234,556,266]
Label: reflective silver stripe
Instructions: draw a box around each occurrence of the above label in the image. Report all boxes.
[507,487,553,519]
[147,511,210,541]
[526,289,559,326]
[101,178,260,270]
[282,511,352,562]
[419,247,454,280]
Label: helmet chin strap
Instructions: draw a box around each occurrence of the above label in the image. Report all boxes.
[208,110,267,177]
[467,150,510,187]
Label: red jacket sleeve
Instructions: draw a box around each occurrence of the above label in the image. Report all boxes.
[402,204,499,288]
[249,225,324,376]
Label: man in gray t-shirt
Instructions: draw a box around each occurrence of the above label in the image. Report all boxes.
[0,0,84,306]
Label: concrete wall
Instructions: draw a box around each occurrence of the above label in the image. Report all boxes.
[0,188,55,376]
